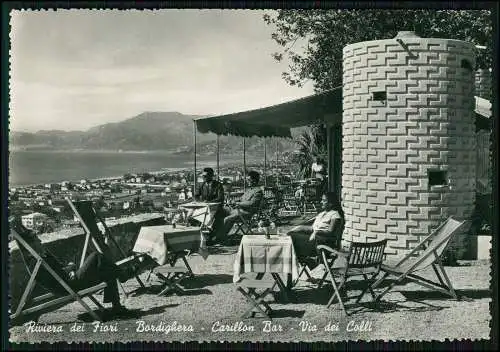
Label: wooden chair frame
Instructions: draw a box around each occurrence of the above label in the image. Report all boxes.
[371,217,467,301]
[147,231,199,296]
[232,207,258,237]
[236,278,275,319]
[318,239,387,315]
[10,230,108,324]
[67,199,146,297]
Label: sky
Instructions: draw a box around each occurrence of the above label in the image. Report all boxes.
[9,9,314,133]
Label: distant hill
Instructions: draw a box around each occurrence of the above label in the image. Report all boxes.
[10,111,301,154]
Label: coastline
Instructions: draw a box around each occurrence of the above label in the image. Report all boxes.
[9,151,266,188]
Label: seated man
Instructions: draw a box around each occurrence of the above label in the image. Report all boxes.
[218,170,263,243]
[9,216,132,317]
[195,167,224,203]
[288,191,345,269]
[187,168,225,242]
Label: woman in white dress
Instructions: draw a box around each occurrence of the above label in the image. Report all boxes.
[288,191,345,268]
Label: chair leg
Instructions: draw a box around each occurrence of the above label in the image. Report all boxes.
[432,263,447,288]
[432,261,457,299]
[88,295,105,312]
[435,263,457,299]
[295,264,312,286]
[317,257,336,289]
[145,268,154,283]
[157,273,187,296]
[237,287,272,319]
[118,280,129,298]
[13,261,41,318]
[406,273,458,299]
[355,274,377,304]
[135,275,146,289]
[303,266,313,280]
[374,281,397,302]
[371,273,392,301]
[324,267,347,314]
[317,271,328,289]
[73,293,102,321]
[182,256,195,278]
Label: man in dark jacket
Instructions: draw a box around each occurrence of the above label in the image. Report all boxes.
[193,167,225,244]
[195,167,224,203]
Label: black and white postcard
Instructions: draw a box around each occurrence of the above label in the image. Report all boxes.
[5,5,496,347]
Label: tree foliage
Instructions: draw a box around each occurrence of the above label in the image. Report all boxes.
[264,9,493,92]
[291,124,327,178]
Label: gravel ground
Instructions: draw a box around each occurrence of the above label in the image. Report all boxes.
[9,245,492,343]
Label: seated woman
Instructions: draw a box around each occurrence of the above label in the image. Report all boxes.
[9,216,132,317]
[288,191,345,269]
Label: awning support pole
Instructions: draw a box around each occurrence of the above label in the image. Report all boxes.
[326,124,332,193]
[243,138,246,191]
[193,120,197,200]
[216,134,220,181]
[276,139,279,186]
[264,138,267,187]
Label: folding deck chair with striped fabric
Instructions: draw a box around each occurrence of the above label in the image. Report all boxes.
[371,217,468,301]
[10,228,108,325]
[66,199,147,296]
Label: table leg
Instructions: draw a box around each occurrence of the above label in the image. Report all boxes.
[247,272,267,298]
[271,273,291,303]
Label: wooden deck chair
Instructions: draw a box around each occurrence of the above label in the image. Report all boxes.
[10,229,108,324]
[292,215,342,287]
[152,229,201,296]
[291,216,319,286]
[371,217,467,301]
[317,239,387,315]
[66,199,146,296]
[232,202,262,237]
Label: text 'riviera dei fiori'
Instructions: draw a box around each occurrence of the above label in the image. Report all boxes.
[24,320,373,334]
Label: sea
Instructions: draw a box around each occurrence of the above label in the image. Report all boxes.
[8,150,261,187]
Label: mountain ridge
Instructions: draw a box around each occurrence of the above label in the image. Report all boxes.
[10,111,298,154]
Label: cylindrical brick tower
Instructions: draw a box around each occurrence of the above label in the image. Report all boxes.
[342,31,476,257]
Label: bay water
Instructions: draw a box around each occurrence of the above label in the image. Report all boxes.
[8,150,260,187]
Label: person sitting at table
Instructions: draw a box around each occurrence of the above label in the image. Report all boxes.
[9,216,133,317]
[195,167,224,203]
[287,191,345,269]
[188,167,225,243]
[217,170,264,244]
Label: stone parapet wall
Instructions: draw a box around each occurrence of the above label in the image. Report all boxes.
[9,213,165,310]
[342,34,476,258]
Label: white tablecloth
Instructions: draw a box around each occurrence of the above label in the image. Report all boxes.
[233,234,299,283]
[133,225,202,265]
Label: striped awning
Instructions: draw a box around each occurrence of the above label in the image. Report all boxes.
[194,89,491,136]
[195,87,343,138]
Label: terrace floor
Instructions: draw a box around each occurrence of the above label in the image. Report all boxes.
[9,243,492,344]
